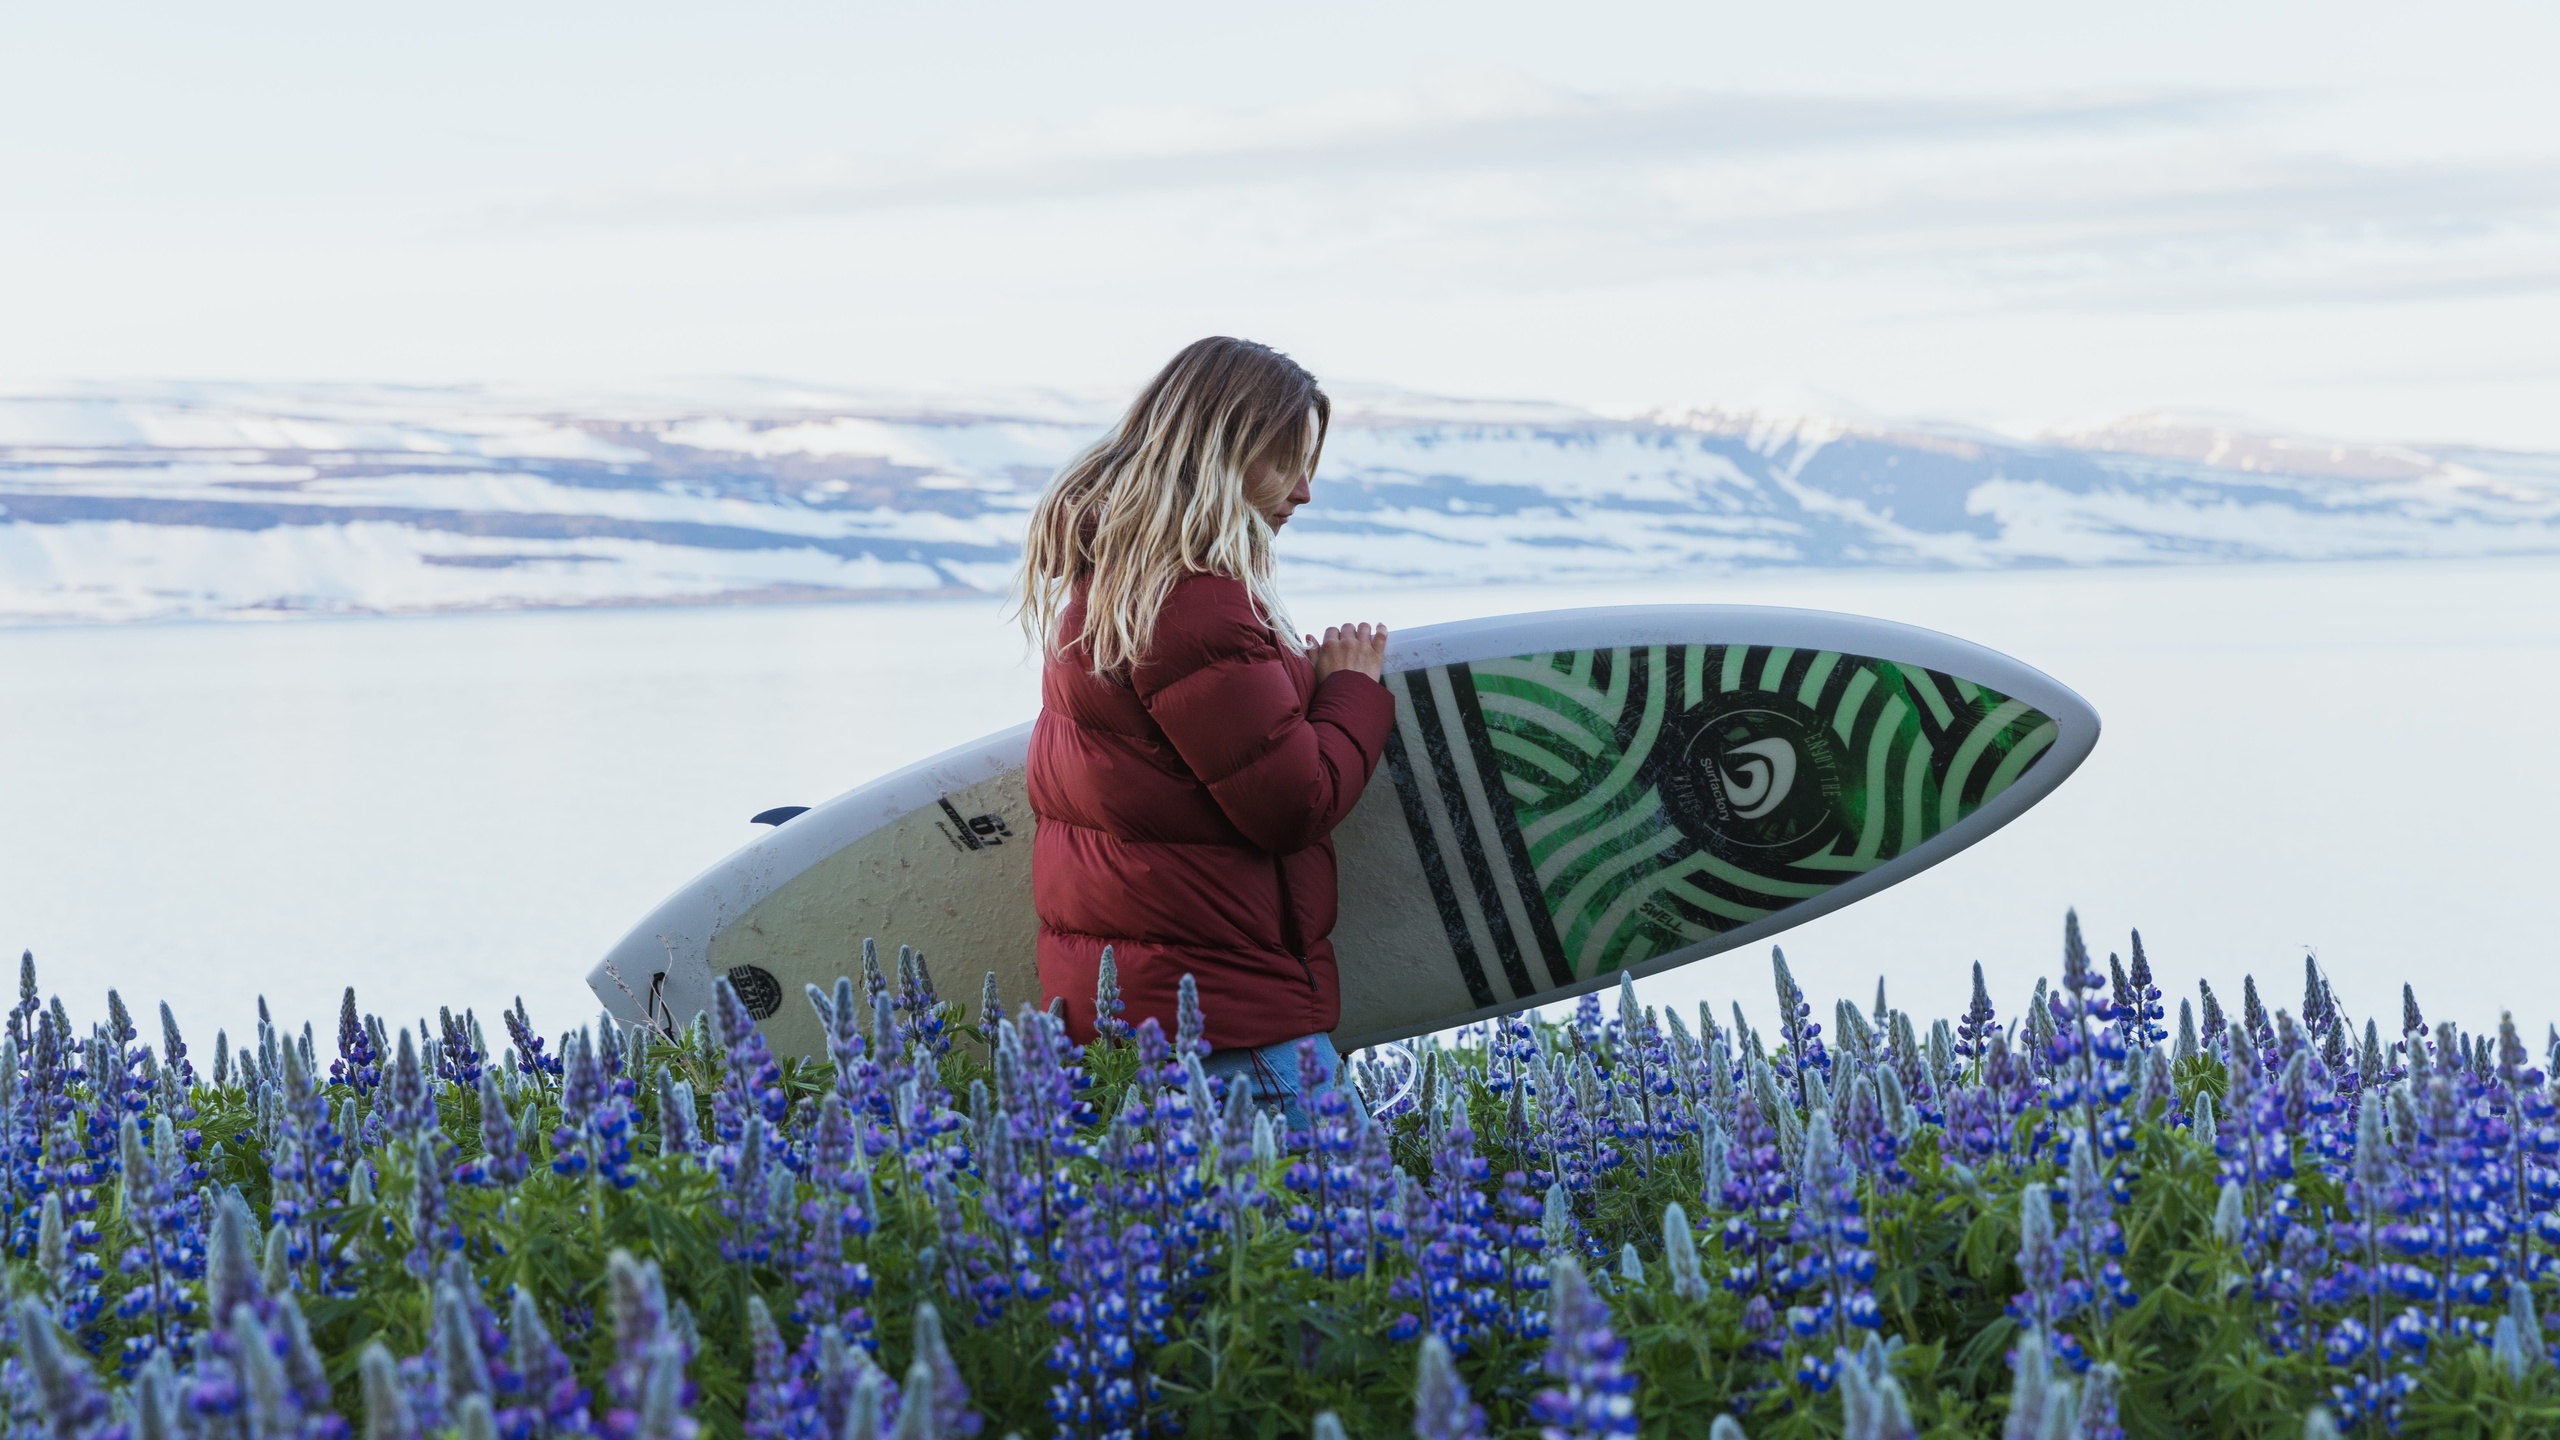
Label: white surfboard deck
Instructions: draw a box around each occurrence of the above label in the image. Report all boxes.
[589,605,2098,1056]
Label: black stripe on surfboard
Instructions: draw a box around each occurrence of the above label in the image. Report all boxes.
[1382,719,1498,1010]
[1407,667,1537,1000]
[1446,661,1577,991]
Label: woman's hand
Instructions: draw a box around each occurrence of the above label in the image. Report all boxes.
[1308,622,1389,683]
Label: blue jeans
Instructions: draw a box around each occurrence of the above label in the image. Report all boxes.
[1198,1032,1364,1136]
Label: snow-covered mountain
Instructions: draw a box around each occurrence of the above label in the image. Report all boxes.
[3,381,2556,623]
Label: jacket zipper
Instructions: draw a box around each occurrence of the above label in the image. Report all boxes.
[1272,857,1317,992]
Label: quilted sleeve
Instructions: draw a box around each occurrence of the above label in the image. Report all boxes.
[1131,576,1396,855]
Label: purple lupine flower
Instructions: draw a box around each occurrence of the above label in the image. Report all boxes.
[111,1114,194,1362]
[1093,948,1130,1045]
[718,1117,784,1266]
[332,987,382,1095]
[1783,1111,1880,1388]
[361,1342,423,1440]
[2124,934,2165,1050]
[1531,1258,1638,1439]
[1613,977,1682,1169]
[807,977,877,1127]
[2241,974,2273,1060]
[156,999,197,1096]
[892,946,953,1063]
[2299,954,2335,1040]
[741,1296,804,1440]
[1484,1013,1539,1101]
[1836,1073,1905,1192]
[17,1296,116,1440]
[1413,1334,1489,1440]
[1952,962,1999,1069]
[371,1028,461,1279]
[2044,913,2132,1168]
[709,979,790,1153]
[2400,1063,2497,1331]
[382,1027,439,1140]
[1771,949,1829,1107]
[602,1251,696,1440]
[2000,1327,2073,1440]
[1559,1049,1626,1199]
[502,1288,596,1439]
[1834,1332,1917,1440]
[1401,1094,1494,1351]
[997,1005,1093,1251]
[2060,1131,2136,1325]
[1717,1086,1793,1341]
[552,1029,638,1191]
[1045,1206,1148,1439]
[2487,1012,2559,1286]
[259,1291,346,1439]
[1284,1039,1374,1280]
[2198,980,2227,1048]
[2075,1362,2125,1440]
[505,998,562,1086]
[1486,1168,1552,1341]
[433,1256,523,1410]
[2008,1180,2087,1370]
[465,1071,530,1188]
[804,1325,893,1440]
[906,1301,982,1437]
[657,1072,701,1161]
[1174,974,1208,1062]
[792,1093,878,1342]
[439,1007,486,1088]
[2212,1029,2294,1266]
[435,1278,498,1412]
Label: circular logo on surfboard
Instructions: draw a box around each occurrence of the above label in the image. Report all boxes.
[1654,695,1849,863]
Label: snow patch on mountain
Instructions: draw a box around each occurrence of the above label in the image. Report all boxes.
[2,382,2554,623]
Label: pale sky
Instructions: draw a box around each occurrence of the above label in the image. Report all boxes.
[3,1,2557,446]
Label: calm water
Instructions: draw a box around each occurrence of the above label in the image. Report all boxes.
[4,558,2558,1056]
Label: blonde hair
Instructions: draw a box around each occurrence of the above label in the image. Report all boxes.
[1015,337,1330,672]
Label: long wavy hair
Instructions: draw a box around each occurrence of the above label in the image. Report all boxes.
[1015,337,1329,672]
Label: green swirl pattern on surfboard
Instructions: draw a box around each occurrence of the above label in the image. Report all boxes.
[1380,644,2058,1004]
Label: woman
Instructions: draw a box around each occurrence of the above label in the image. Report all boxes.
[1015,336,1392,1121]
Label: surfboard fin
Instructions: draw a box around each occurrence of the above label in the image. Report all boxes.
[750,806,811,827]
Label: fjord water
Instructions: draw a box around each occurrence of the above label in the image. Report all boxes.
[3,557,2556,1053]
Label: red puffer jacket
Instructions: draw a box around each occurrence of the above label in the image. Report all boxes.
[1028,573,1396,1049]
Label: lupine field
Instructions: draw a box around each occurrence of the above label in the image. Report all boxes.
[5,917,2560,1439]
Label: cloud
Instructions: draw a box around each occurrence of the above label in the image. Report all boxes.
[543,77,2238,224]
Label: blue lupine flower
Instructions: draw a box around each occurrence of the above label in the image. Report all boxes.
[1092,948,1130,1045]
[602,1251,696,1440]
[438,1007,486,1089]
[1413,1334,1489,1440]
[1771,949,1830,1107]
[17,1297,118,1440]
[1531,1258,1638,1438]
[2009,1179,2088,1371]
[330,987,382,1097]
[741,1295,806,1440]
[1717,1081,1792,1317]
[1783,1111,1880,1389]
[1044,1206,1156,1440]
[500,1287,596,1439]
[709,980,790,1154]
[503,998,561,1088]
[111,1114,196,1362]
[2060,1131,2136,1325]
[1955,962,2000,1067]
[465,1071,530,1190]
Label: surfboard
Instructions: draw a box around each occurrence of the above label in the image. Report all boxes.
[587,605,2098,1056]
